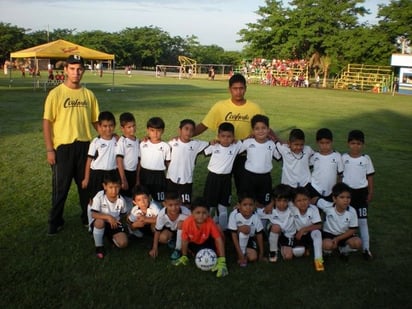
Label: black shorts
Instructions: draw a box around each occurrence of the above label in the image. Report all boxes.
[166,179,193,205]
[188,236,216,255]
[349,187,369,218]
[294,233,313,248]
[240,170,272,205]
[120,169,137,198]
[306,183,333,202]
[88,169,118,199]
[279,233,295,247]
[203,172,232,208]
[91,221,127,238]
[322,231,356,247]
[139,168,166,202]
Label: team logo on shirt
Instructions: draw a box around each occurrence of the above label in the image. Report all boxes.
[225,112,250,122]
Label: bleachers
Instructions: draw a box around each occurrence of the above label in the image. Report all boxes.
[334,64,393,92]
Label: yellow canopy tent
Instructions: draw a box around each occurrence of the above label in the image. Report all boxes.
[10,39,115,88]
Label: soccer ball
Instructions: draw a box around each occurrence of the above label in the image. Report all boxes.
[195,248,217,271]
[292,246,306,257]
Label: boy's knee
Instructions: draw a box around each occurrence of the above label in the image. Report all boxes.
[270,224,281,233]
[93,219,105,228]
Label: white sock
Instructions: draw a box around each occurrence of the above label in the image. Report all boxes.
[87,204,93,226]
[359,218,370,250]
[311,230,323,259]
[218,204,228,231]
[93,227,105,247]
[239,232,249,255]
[175,229,182,250]
[339,244,351,254]
[269,232,279,252]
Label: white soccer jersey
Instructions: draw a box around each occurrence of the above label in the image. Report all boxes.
[276,142,313,188]
[128,201,161,222]
[240,138,279,174]
[205,141,243,174]
[154,206,190,231]
[166,138,209,184]
[88,136,117,170]
[116,136,140,171]
[290,204,322,231]
[227,209,264,236]
[139,140,171,171]
[90,190,127,221]
[310,151,343,196]
[342,153,375,189]
[268,207,296,238]
[316,199,358,235]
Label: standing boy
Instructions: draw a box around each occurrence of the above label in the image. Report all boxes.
[166,119,209,206]
[139,117,171,202]
[43,55,100,234]
[342,130,375,259]
[203,122,242,230]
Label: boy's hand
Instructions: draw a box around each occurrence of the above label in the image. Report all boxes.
[172,255,188,266]
[149,248,158,258]
[211,257,228,277]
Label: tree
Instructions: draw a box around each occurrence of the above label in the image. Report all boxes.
[0,23,26,63]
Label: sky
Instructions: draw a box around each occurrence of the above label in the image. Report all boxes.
[0,0,385,51]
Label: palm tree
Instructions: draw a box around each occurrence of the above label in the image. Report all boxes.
[320,55,331,88]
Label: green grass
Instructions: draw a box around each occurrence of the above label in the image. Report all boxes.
[1,72,412,308]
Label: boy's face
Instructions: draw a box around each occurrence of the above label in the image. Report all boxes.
[121,121,136,138]
[147,127,163,142]
[179,124,194,142]
[103,182,120,201]
[133,193,150,211]
[275,197,289,211]
[333,191,351,210]
[293,193,309,213]
[229,82,246,103]
[253,121,270,142]
[348,139,363,156]
[192,206,209,225]
[317,138,333,154]
[98,120,115,139]
[289,139,304,154]
[218,130,234,147]
[238,198,255,218]
[163,198,181,216]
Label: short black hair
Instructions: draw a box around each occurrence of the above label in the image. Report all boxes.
[164,191,180,201]
[191,197,209,211]
[316,128,333,141]
[103,172,120,185]
[331,182,351,198]
[251,114,269,128]
[119,112,136,127]
[289,128,305,142]
[292,187,310,201]
[98,111,116,125]
[229,74,246,87]
[272,184,292,200]
[147,117,165,129]
[348,129,365,143]
[179,119,195,129]
[237,193,256,204]
[218,122,235,134]
[132,185,150,199]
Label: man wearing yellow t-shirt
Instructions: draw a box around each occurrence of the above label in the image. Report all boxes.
[43,55,100,235]
[194,74,278,197]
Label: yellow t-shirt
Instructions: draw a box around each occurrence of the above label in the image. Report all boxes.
[202,99,264,140]
[43,84,100,149]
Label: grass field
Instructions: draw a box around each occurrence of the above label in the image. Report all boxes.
[1,71,411,308]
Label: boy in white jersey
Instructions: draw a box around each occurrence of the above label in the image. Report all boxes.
[308,128,343,201]
[203,122,242,230]
[82,111,118,203]
[139,117,171,202]
[275,128,314,189]
[291,187,324,271]
[315,183,362,261]
[228,194,265,267]
[149,191,190,260]
[90,174,128,259]
[265,184,296,262]
[167,119,209,206]
[239,114,280,208]
[116,112,139,204]
[127,185,161,238]
[342,130,375,260]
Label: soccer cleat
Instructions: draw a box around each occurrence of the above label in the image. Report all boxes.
[95,246,105,259]
[47,224,64,236]
[173,255,189,266]
[269,251,278,263]
[130,229,144,238]
[314,258,325,271]
[170,249,181,260]
[363,249,373,261]
[238,257,248,267]
[167,238,176,249]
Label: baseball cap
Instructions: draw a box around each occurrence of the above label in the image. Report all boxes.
[66,54,84,66]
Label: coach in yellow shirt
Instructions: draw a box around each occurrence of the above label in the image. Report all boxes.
[43,55,100,235]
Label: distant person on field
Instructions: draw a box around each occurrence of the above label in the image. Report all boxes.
[90,173,128,259]
[138,117,171,202]
[173,198,228,278]
[43,55,100,235]
[167,119,209,206]
[342,130,375,260]
[203,122,242,231]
